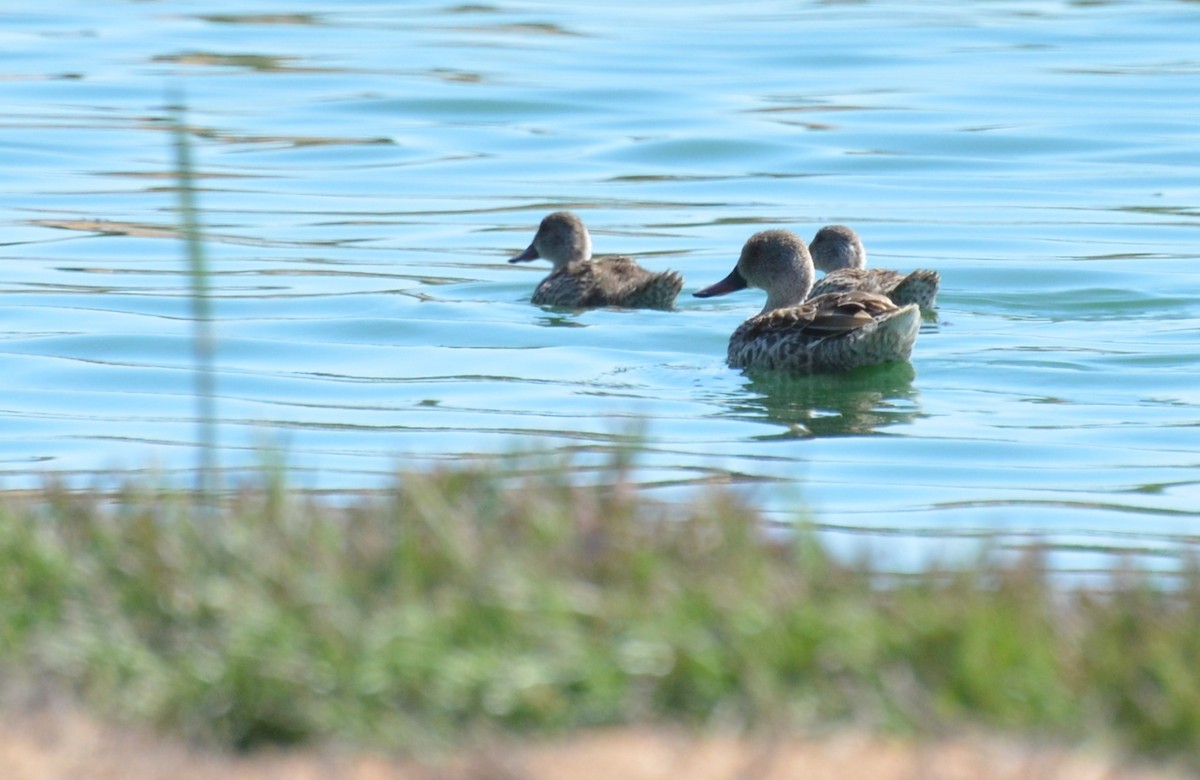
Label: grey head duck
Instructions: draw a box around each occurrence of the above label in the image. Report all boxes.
[808,224,940,310]
[509,211,683,310]
[693,229,920,373]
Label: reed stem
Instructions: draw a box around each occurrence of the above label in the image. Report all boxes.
[169,93,219,501]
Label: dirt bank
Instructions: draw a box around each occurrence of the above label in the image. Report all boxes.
[1,708,1186,780]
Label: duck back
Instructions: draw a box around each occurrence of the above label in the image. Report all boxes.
[810,268,940,310]
[531,256,683,309]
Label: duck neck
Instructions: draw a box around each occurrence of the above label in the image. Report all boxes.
[760,271,812,313]
[549,231,592,271]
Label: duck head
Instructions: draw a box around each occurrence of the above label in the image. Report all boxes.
[694,229,815,314]
[809,224,866,272]
[509,211,593,270]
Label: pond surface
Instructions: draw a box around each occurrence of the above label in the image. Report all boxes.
[3,1,1200,571]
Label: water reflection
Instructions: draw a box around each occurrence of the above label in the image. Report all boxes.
[725,363,919,439]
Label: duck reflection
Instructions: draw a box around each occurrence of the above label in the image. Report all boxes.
[727,361,919,439]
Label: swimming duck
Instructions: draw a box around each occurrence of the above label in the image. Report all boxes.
[808,224,940,310]
[694,229,920,373]
[509,211,683,310]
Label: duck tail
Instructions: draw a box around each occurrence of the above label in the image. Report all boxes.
[890,269,940,309]
[630,269,684,310]
[874,303,921,361]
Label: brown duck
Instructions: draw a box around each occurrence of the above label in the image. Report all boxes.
[808,224,940,310]
[509,211,683,310]
[694,229,920,373]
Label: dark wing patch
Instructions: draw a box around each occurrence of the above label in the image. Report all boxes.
[741,291,897,340]
[811,268,906,298]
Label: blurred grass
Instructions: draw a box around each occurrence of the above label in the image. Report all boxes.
[168,94,219,501]
[2,453,1200,765]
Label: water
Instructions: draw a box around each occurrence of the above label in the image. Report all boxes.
[3,1,1199,572]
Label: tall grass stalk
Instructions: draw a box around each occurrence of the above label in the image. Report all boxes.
[168,93,219,501]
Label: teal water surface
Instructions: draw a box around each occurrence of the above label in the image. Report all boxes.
[2,1,1199,571]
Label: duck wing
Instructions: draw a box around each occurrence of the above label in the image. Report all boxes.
[811,268,940,309]
[587,256,682,309]
[740,290,898,341]
[810,268,905,298]
[531,257,682,309]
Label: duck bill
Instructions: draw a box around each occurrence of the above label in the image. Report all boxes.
[693,267,748,298]
[509,243,540,263]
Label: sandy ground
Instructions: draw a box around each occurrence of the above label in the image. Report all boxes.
[1,708,1190,780]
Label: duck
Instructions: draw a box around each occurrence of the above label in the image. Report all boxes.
[693,229,920,373]
[509,211,683,310]
[808,224,940,310]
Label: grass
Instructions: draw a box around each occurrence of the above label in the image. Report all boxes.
[2,452,1200,767]
[168,93,219,500]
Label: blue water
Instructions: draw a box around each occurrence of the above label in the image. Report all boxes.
[2,1,1199,571]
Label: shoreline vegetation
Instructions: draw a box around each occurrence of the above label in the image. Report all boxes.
[2,452,1199,775]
